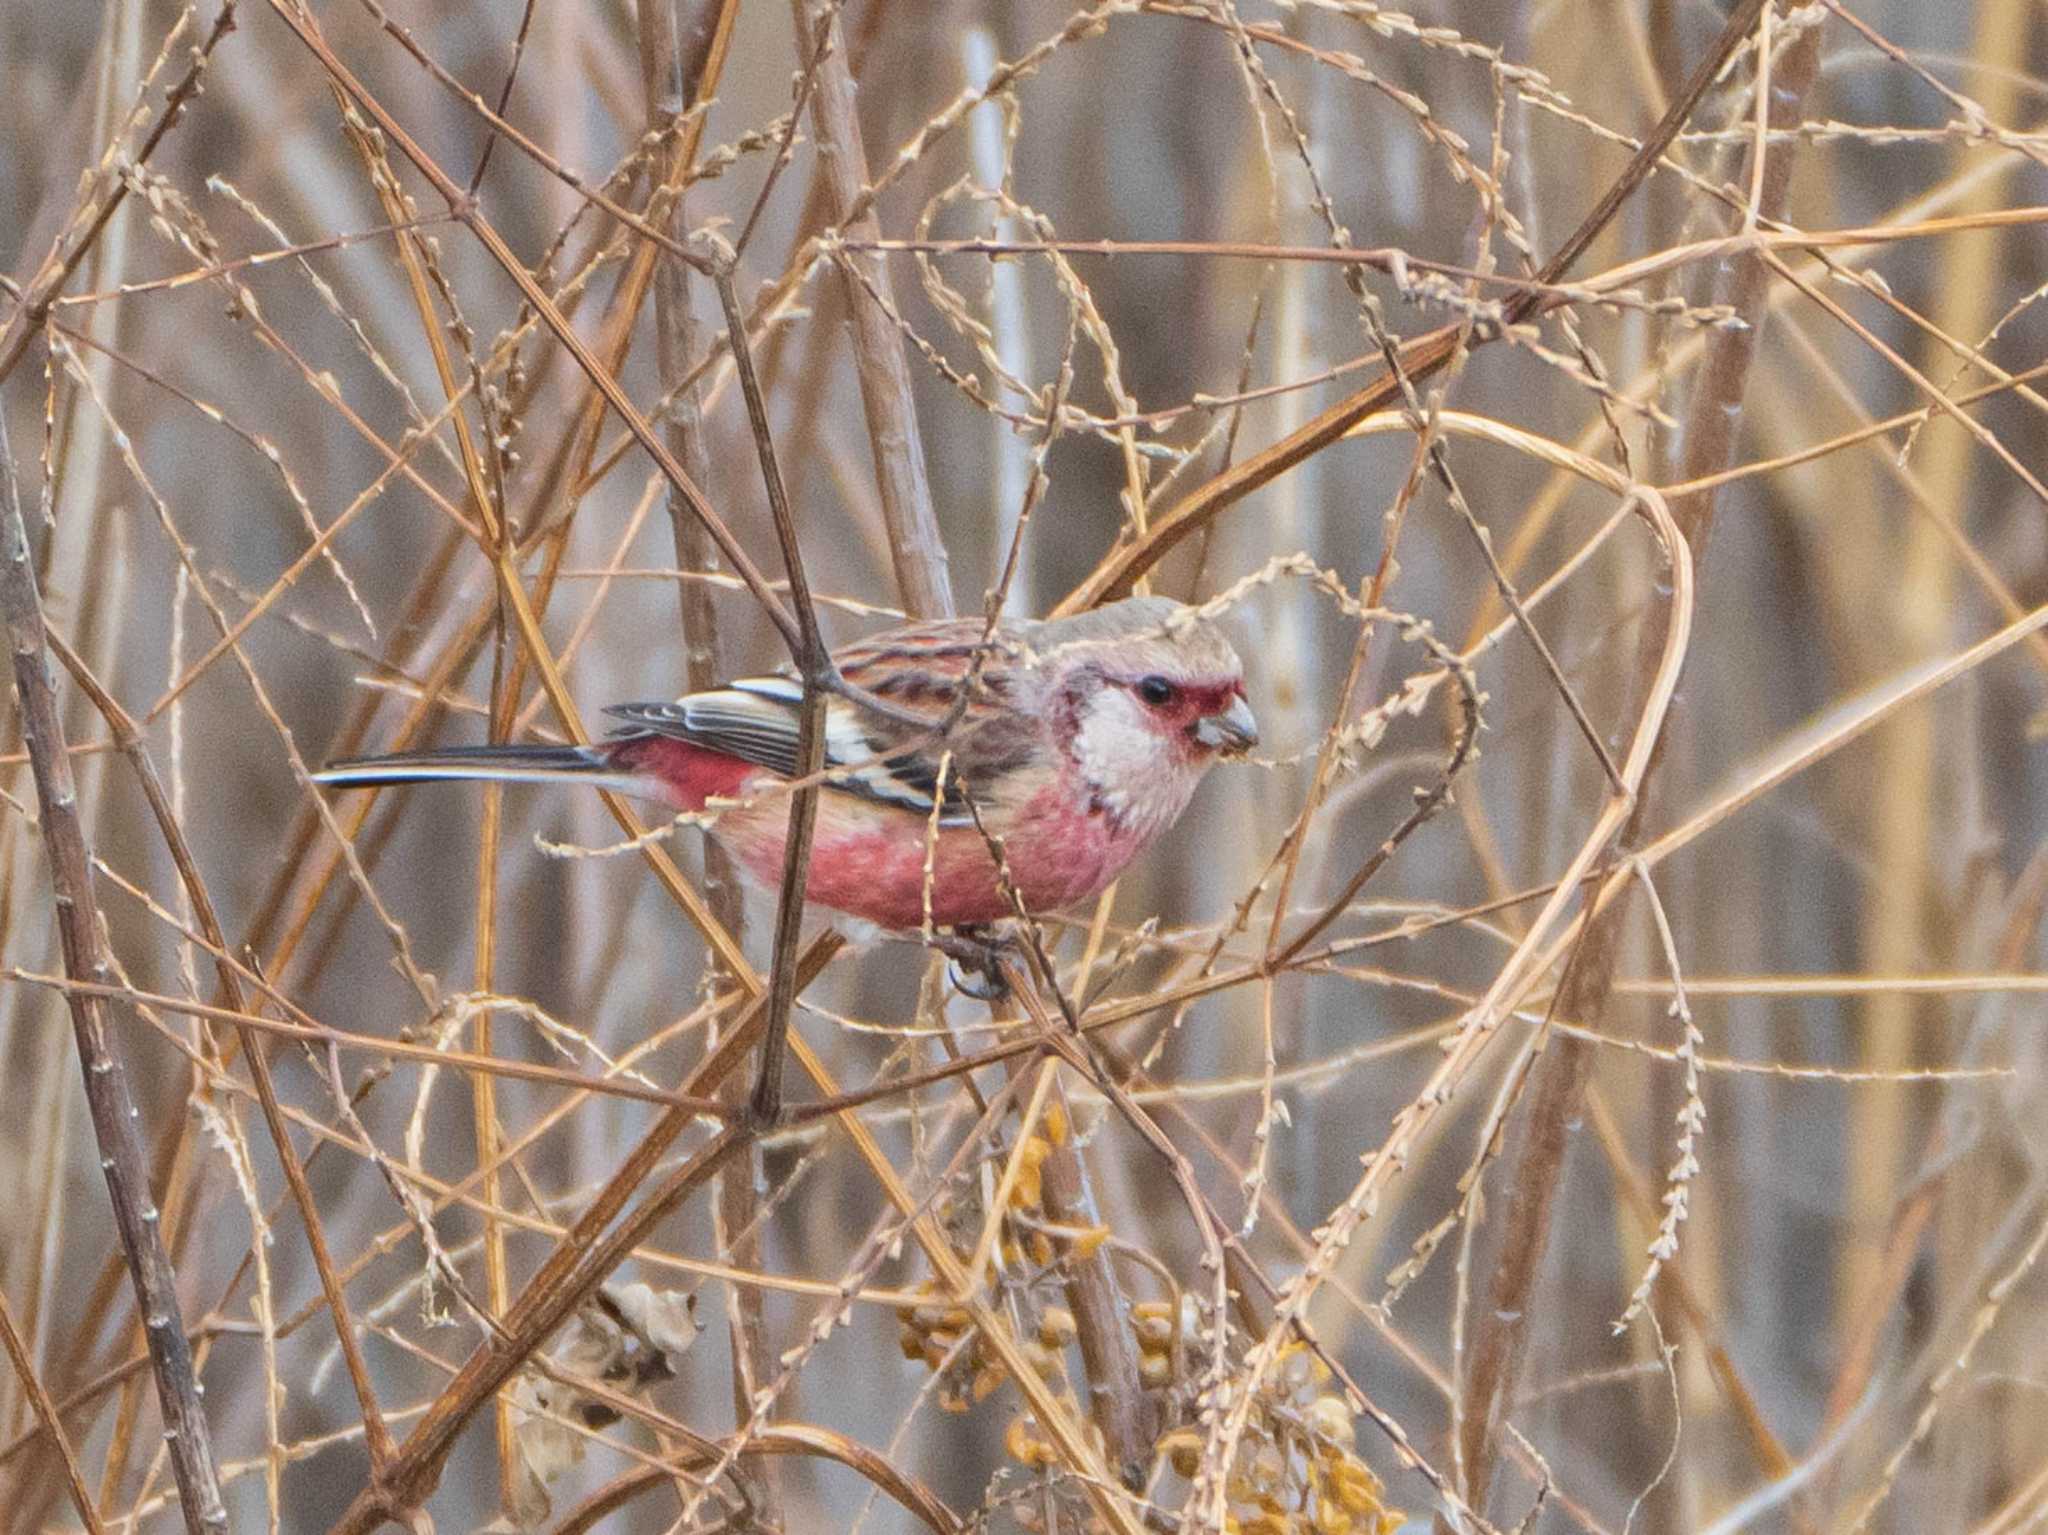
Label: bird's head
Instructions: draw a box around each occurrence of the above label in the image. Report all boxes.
[1029,597,1258,823]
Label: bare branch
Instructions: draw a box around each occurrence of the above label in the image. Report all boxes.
[0,408,228,1533]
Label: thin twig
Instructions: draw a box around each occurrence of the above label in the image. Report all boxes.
[0,3,241,385]
[0,1281,102,1535]
[1448,15,1821,1522]
[1053,0,1771,614]
[43,631,400,1470]
[0,410,228,1533]
[704,259,833,1129]
[260,0,801,652]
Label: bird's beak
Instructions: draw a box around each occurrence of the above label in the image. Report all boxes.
[1192,695,1259,755]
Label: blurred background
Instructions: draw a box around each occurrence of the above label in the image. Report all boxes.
[3,0,2047,1530]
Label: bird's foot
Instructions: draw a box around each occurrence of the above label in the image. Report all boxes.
[931,926,1013,1001]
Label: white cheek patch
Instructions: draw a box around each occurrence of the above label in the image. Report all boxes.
[1073,689,1172,817]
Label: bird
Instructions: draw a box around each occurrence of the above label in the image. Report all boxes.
[312,595,1257,938]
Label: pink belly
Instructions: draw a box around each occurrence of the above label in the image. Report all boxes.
[723,788,1135,931]
[625,736,1150,931]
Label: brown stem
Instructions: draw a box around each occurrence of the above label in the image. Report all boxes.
[710,264,831,1129]
[790,0,951,621]
[0,417,227,1534]
[1053,0,1772,616]
[0,1281,101,1535]
[546,1425,966,1535]
[44,632,399,1469]
[638,0,784,1521]
[1036,1080,1154,1485]
[1449,16,1822,1522]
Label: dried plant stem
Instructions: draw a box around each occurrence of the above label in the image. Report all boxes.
[260,0,800,648]
[0,417,227,1534]
[44,632,398,1470]
[324,937,842,1533]
[791,0,951,621]
[1449,16,1821,1521]
[1844,0,2030,1324]
[1054,0,1769,616]
[0,1281,100,1535]
[981,984,1150,1485]
[638,0,783,1520]
[695,256,832,1130]
[783,1026,1148,1535]
[545,1423,965,1535]
[1037,1077,1153,1483]
[0,3,239,386]
[332,82,526,1505]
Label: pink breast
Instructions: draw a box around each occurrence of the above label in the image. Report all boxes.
[711,784,1142,931]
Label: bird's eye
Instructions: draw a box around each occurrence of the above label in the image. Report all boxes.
[1135,675,1177,708]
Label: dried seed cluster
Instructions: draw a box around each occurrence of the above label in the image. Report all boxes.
[897,1111,1399,1535]
[1156,1343,1402,1535]
[894,1104,1107,1416]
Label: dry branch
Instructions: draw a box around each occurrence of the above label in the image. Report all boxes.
[0,415,227,1532]
[1452,15,1823,1521]
[791,0,952,621]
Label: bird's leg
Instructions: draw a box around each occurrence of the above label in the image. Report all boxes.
[931,925,1012,1001]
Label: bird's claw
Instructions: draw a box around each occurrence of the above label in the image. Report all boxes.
[932,927,1012,1001]
[947,958,1008,1002]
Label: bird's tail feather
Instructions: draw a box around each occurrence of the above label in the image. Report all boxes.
[312,742,644,796]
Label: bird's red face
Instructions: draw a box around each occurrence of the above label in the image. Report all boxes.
[1118,671,1260,760]
[1055,654,1259,836]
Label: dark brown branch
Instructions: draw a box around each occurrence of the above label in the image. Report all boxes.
[791,0,952,621]
[0,415,227,1533]
[338,1127,751,1532]
[1035,1079,1154,1484]
[44,630,400,1471]
[708,263,832,1129]
[464,0,541,195]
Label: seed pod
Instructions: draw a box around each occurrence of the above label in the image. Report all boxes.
[1307,1393,1355,1450]
[1156,1428,1202,1479]
[1331,1455,1389,1515]
[1066,1223,1110,1260]
[1044,1100,1070,1146]
[1133,1310,1177,1351]
[1004,1415,1054,1469]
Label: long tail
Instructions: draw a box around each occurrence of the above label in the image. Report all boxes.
[312,741,646,796]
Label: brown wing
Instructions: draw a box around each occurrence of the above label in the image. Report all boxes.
[830,617,1045,799]
[605,618,1043,820]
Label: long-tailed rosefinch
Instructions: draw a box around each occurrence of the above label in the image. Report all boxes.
[313,595,1257,933]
